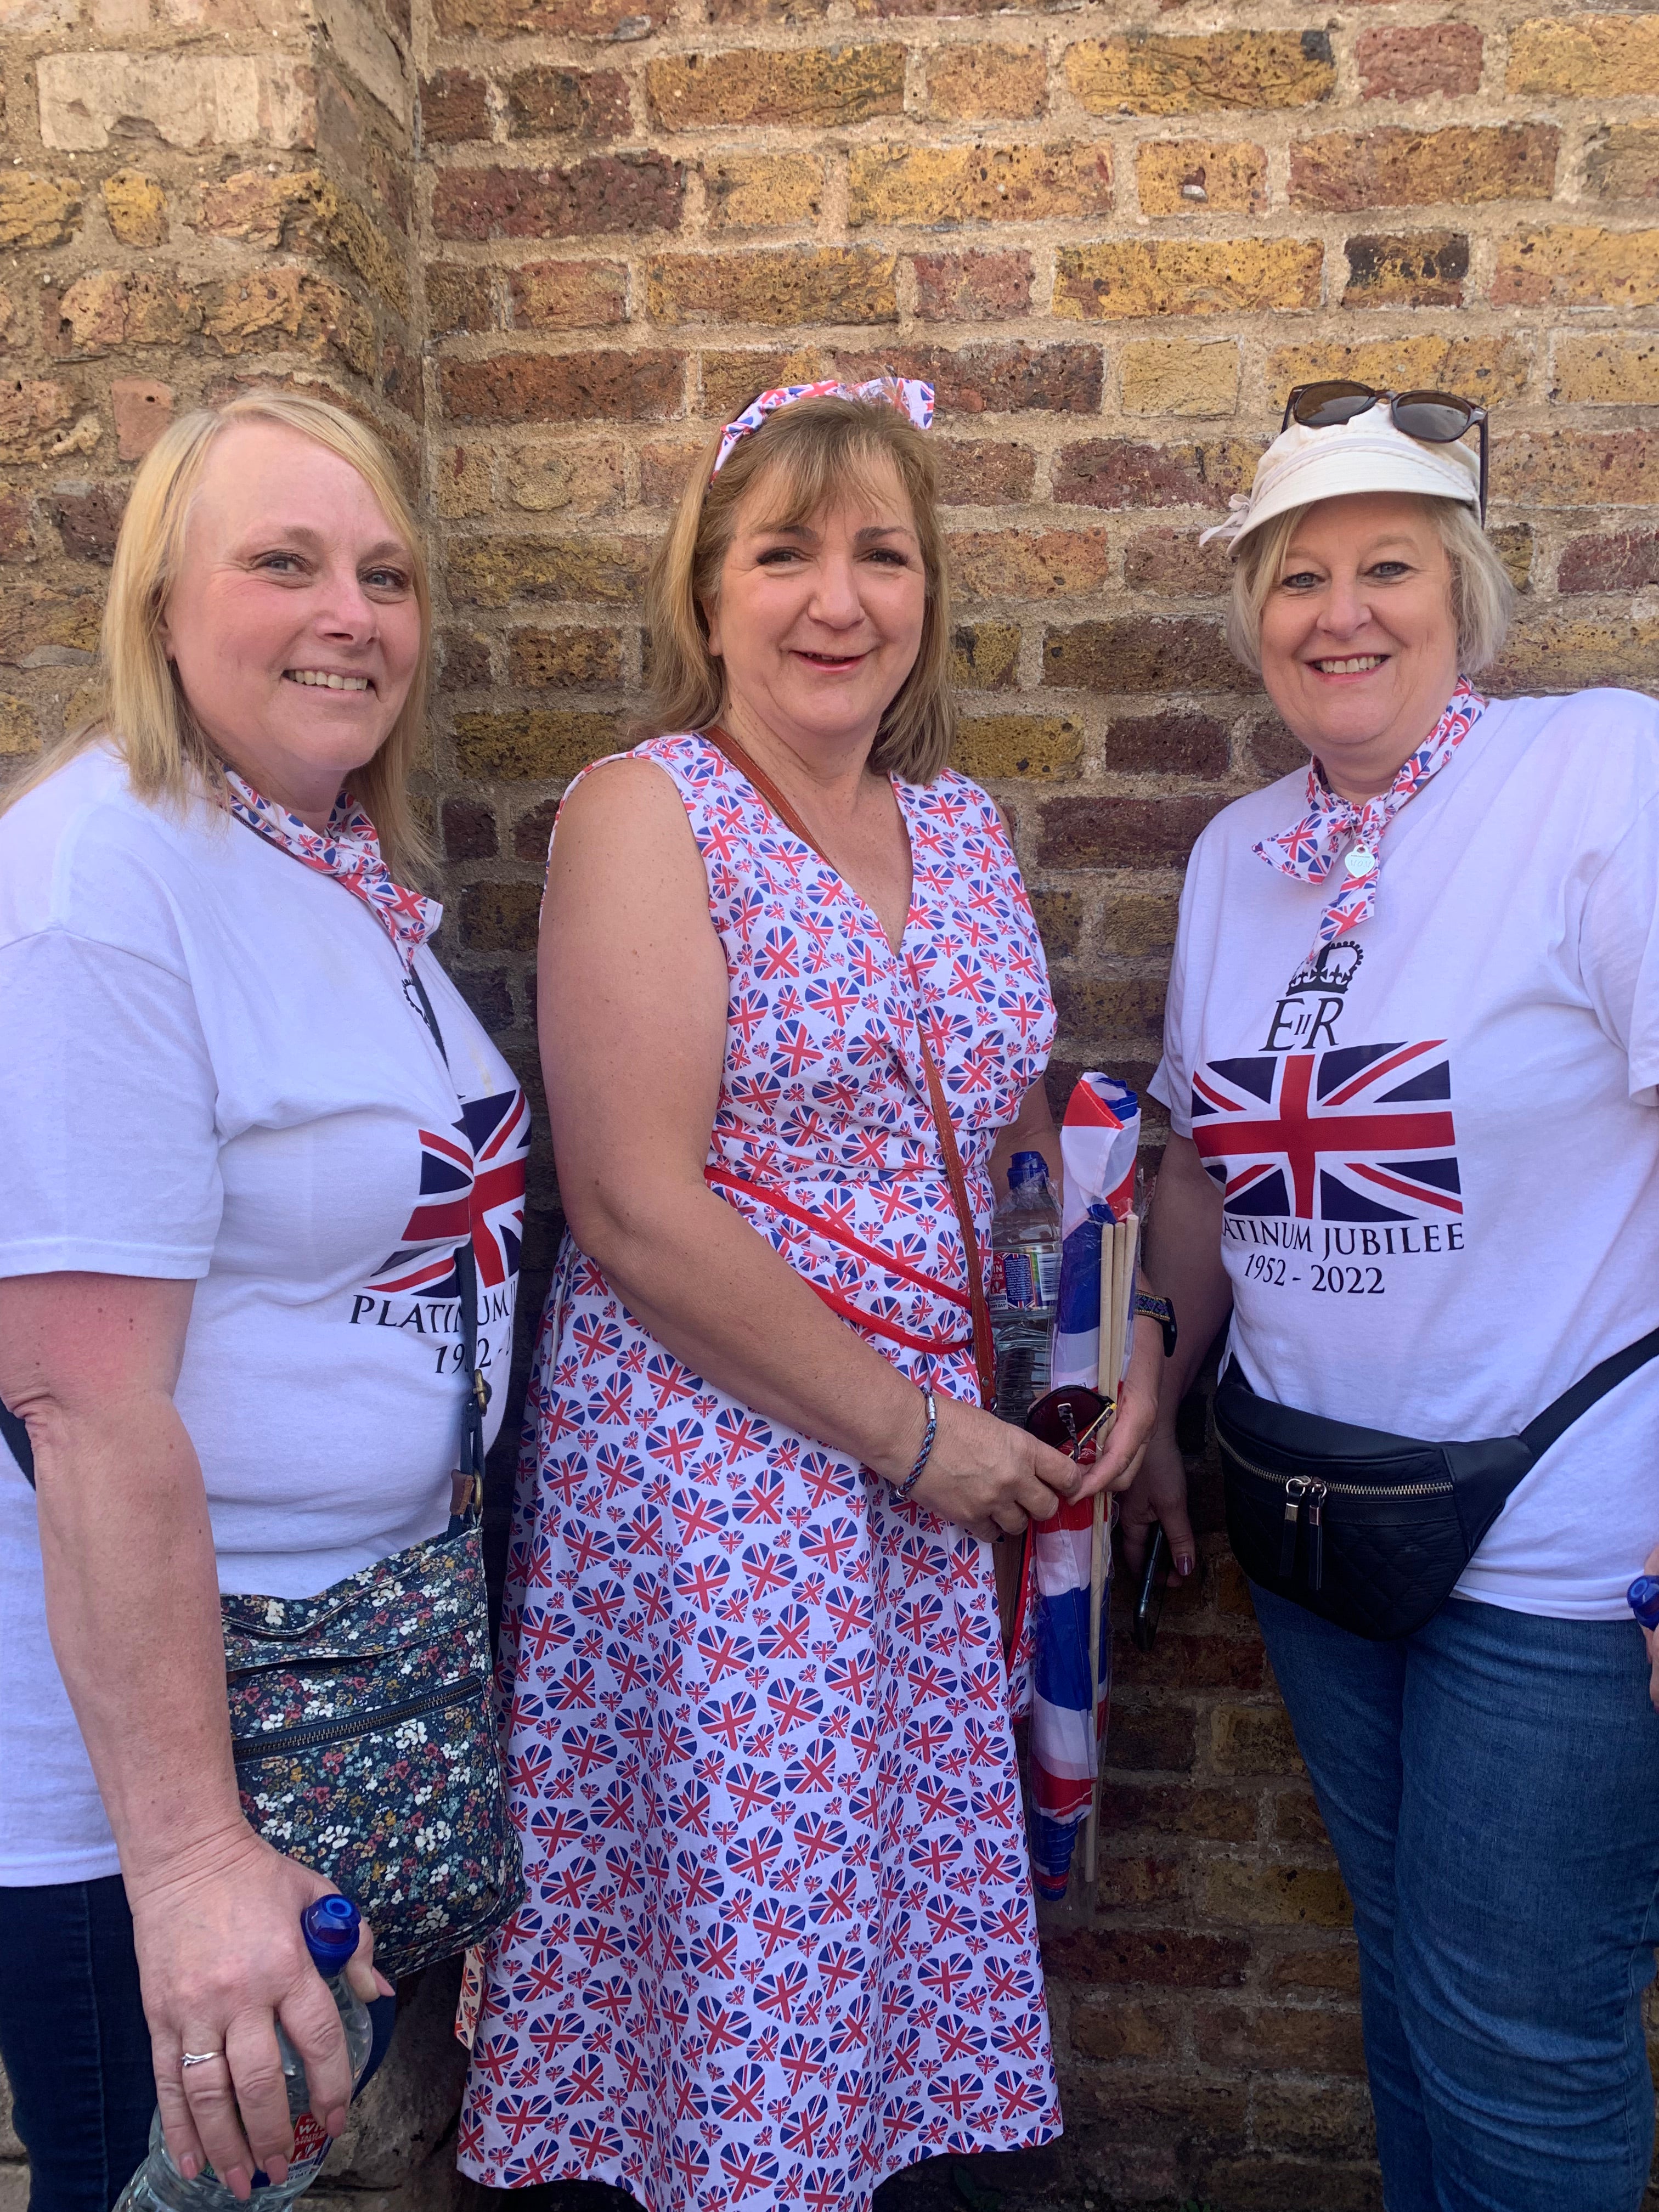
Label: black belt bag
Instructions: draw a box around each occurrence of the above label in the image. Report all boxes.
[1217,1325,1659,1641]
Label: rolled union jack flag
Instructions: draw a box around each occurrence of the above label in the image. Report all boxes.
[1028,1074,1139,1900]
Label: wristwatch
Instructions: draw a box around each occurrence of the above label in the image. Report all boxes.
[1133,1291,1177,1358]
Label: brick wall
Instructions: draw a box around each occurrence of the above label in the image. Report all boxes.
[5,0,1659,2203]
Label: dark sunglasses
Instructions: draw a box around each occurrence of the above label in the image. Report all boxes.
[1281,380,1488,524]
[1026,1385,1113,1461]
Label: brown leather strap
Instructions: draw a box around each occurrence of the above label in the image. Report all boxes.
[703,725,998,1409]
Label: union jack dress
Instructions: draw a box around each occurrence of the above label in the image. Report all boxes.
[458,734,1062,2207]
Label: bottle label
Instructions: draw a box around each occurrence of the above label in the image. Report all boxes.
[996,1248,1046,1311]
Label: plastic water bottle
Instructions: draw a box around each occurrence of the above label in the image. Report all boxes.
[115,1895,372,2212]
[989,1149,1062,1425]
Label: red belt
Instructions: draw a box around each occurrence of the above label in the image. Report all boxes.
[706,1165,975,1359]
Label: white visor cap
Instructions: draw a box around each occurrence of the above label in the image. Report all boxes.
[1200,410,1482,557]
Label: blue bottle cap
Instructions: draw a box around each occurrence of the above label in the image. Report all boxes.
[301,1893,362,1976]
[1009,1150,1047,1187]
[1628,1575,1659,1632]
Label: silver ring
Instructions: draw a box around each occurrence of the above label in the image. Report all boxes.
[180,2051,223,2069]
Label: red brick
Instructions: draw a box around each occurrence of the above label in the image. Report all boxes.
[934,441,1036,504]
[1044,617,1252,695]
[1099,709,1230,776]
[911,249,1032,323]
[1344,230,1468,307]
[433,0,645,36]
[1052,437,1255,512]
[1103,1697,1198,1769]
[1116,1628,1264,1689]
[1039,792,1227,870]
[833,341,1103,415]
[431,156,683,242]
[1292,126,1556,212]
[0,496,35,565]
[506,261,628,331]
[1499,429,1659,507]
[1557,529,1659,594]
[442,351,684,424]
[1041,1925,1251,1988]
[112,379,173,461]
[438,630,493,690]
[421,69,491,144]
[442,797,499,859]
[1356,25,1483,103]
[513,798,561,863]
[1124,526,1236,597]
[1271,1945,1361,1997]
[505,67,631,141]
[48,482,127,563]
[1194,2156,1381,2212]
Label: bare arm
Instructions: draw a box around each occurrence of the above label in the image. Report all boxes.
[1116,1133,1233,1578]
[0,1272,384,2198]
[988,1076,1061,1201]
[540,758,1085,1536]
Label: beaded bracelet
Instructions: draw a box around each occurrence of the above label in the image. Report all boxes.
[890,1388,938,1501]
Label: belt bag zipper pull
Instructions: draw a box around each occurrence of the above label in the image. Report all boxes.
[1305,1480,1327,1593]
[1279,1476,1308,1578]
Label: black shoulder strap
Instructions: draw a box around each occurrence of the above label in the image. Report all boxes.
[1520,1322,1659,1463]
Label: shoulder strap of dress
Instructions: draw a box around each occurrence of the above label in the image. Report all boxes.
[701,725,996,1409]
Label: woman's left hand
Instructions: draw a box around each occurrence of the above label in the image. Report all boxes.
[1641,1541,1659,1714]
[1071,1297,1162,1504]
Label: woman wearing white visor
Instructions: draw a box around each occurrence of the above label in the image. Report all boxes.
[1131,383,1659,2209]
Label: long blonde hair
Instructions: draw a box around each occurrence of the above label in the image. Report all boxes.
[644,391,956,785]
[3,390,433,880]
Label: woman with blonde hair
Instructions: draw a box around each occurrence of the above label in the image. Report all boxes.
[0,390,527,2207]
[458,378,1161,2206]
[1137,385,1659,2208]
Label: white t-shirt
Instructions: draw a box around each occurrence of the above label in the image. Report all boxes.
[1152,690,1659,1623]
[0,748,527,1883]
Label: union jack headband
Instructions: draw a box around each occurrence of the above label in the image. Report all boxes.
[710,376,935,481]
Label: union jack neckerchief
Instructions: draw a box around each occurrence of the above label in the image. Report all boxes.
[1256,677,1487,951]
[225,771,441,970]
[710,375,934,479]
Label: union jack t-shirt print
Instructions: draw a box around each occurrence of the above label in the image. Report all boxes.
[457,734,1062,2210]
[1192,1039,1460,1225]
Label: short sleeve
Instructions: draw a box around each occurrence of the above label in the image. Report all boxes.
[1578,791,1659,1105]
[1148,865,1198,1139]
[0,930,223,1279]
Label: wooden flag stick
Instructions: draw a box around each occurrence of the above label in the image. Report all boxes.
[1085,1214,1135,1886]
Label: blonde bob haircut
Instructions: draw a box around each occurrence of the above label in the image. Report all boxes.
[644,390,955,785]
[2,388,432,881]
[1226,494,1514,680]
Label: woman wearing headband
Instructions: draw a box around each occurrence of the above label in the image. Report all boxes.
[456,380,1160,2204]
[1133,383,1659,2209]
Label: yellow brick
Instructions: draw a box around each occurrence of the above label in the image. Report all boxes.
[1137,139,1267,217]
[1508,15,1659,98]
[1267,335,1531,404]
[926,43,1047,122]
[1204,1860,1352,1929]
[101,168,166,247]
[0,173,82,249]
[1121,339,1240,417]
[1056,237,1322,319]
[1492,225,1659,310]
[645,44,904,131]
[453,708,620,780]
[448,534,652,608]
[952,714,1082,780]
[701,349,834,420]
[1554,337,1659,405]
[1066,31,1335,116]
[950,528,1111,599]
[704,154,823,234]
[647,249,896,326]
[950,621,1021,690]
[1492,614,1659,693]
[848,143,1112,228]
[0,696,39,756]
[436,445,493,518]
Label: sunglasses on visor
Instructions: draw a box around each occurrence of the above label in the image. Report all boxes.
[1280,381,1489,524]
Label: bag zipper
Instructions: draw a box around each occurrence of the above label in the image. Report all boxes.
[232,1672,488,1764]
[1223,1436,1452,1594]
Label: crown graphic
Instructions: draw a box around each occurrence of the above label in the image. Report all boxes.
[1284,940,1363,998]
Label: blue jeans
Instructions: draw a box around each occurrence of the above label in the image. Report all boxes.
[1253,1585,1659,2212]
[0,1875,396,2212]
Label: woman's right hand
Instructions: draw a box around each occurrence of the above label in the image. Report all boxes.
[906,1393,1081,1541]
[1116,1423,1196,1585]
[131,1824,388,2198]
